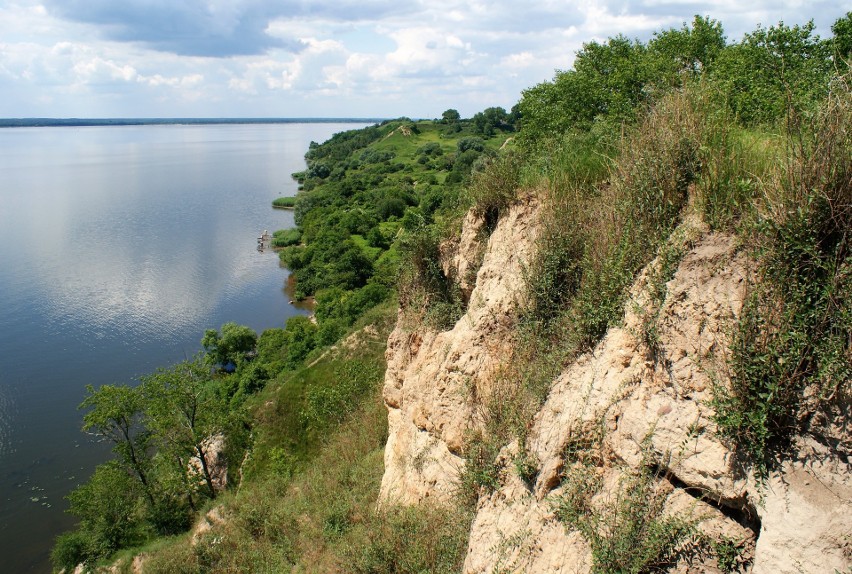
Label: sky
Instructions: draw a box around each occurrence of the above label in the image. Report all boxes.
[1,1,849,119]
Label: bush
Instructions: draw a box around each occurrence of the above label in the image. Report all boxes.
[711,77,852,482]
[397,224,465,330]
[51,530,95,572]
[465,151,523,231]
[554,448,701,574]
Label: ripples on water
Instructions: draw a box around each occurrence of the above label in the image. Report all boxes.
[0,122,369,572]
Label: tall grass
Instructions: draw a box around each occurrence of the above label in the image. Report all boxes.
[711,74,852,481]
[141,303,472,573]
[458,87,711,499]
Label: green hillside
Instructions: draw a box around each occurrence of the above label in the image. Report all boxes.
[53,13,851,573]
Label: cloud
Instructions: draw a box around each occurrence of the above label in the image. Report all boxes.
[42,0,419,58]
[2,0,850,118]
[43,0,302,57]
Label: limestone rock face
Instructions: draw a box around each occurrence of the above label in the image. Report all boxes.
[380,206,851,573]
[750,439,852,574]
[380,195,541,504]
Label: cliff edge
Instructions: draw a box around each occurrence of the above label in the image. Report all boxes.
[379,198,851,574]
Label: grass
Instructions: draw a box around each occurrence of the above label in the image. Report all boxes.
[456,87,710,501]
[710,77,852,482]
[272,196,296,209]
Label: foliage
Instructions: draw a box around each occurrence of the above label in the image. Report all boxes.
[553,449,701,574]
[270,228,301,247]
[274,116,508,345]
[711,78,852,481]
[271,196,296,209]
[833,12,852,66]
[649,15,727,79]
[142,320,466,573]
[80,384,155,506]
[711,20,832,125]
[457,431,503,506]
[465,150,524,230]
[141,358,231,500]
[202,322,258,369]
[397,222,465,330]
[55,462,149,569]
[516,17,723,148]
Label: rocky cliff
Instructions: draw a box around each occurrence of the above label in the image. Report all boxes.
[379,198,851,573]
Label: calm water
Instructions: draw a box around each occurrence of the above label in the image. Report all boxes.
[0,122,367,572]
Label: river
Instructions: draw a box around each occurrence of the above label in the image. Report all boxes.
[0,121,370,572]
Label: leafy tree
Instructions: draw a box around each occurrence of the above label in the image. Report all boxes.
[457,137,486,153]
[472,107,512,136]
[649,15,726,79]
[367,226,390,249]
[441,109,461,123]
[712,20,832,124]
[80,384,155,506]
[377,197,408,219]
[282,315,319,367]
[832,12,852,67]
[518,34,653,146]
[65,462,147,559]
[141,358,228,499]
[201,322,258,368]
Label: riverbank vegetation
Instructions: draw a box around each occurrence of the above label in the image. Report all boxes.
[54,12,851,573]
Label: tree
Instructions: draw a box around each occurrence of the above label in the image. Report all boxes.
[80,384,155,506]
[441,109,461,123]
[141,358,228,500]
[832,12,852,67]
[202,322,258,369]
[65,462,146,558]
[281,315,319,367]
[518,34,653,146]
[712,20,832,124]
[649,15,726,79]
[472,107,511,136]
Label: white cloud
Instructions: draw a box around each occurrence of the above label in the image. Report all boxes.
[0,0,849,118]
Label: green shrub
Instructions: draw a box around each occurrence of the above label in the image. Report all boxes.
[711,78,852,482]
[51,530,96,572]
[465,151,523,231]
[397,224,465,330]
[457,431,503,506]
[554,452,701,574]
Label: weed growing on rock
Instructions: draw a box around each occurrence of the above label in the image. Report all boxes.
[553,448,701,574]
[711,77,852,483]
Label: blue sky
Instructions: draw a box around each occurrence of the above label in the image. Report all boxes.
[1,1,848,118]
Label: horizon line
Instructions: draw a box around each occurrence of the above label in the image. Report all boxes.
[0,117,393,128]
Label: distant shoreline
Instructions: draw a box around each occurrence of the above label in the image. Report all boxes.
[0,118,387,128]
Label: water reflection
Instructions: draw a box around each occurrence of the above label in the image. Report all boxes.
[0,122,369,571]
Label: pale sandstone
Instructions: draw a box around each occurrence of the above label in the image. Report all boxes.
[381,205,851,573]
[380,195,540,505]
